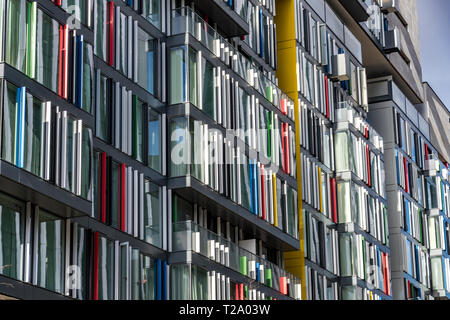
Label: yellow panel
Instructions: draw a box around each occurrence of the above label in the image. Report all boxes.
[275,0,306,300]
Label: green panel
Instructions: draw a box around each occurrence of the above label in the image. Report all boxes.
[264,268,272,287]
[240,255,248,276]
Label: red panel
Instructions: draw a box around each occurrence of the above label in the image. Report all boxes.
[282,123,290,174]
[235,284,239,300]
[93,232,99,300]
[382,253,388,295]
[385,254,391,296]
[281,98,287,115]
[121,163,126,232]
[63,25,68,99]
[280,277,287,295]
[108,2,115,66]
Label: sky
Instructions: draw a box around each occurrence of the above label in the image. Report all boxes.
[417,0,450,110]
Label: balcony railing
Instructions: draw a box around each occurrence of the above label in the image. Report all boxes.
[172,220,302,299]
[171,7,294,119]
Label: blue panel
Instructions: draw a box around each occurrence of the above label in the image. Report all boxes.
[325,31,330,73]
[259,10,264,59]
[253,161,258,215]
[162,260,167,300]
[255,262,260,282]
[156,258,162,300]
[16,87,26,168]
[249,160,254,213]
[405,198,410,233]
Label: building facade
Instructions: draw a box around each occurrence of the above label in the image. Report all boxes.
[0,0,448,301]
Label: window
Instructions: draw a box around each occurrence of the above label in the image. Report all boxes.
[36,9,59,92]
[94,0,107,61]
[130,250,156,300]
[5,0,27,73]
[237,87,251,145]
[118,11,128,76]
[0,0,4,61]
[110,161,122,229]
[137,27,156,95]
[81,127,93,200]
[144,180,161,247]
[96,73,111,143]
[132,97,144,162]
[141,254,155,300]
[1,82,45,178]
[62,0,92,28]
[82,42,94,113]
[0,193,25,281]
[142,0,161,29]
[239,153,251,211]
[170,264,190,299]
[37,209,65,293]
[201,58,215,120]
[339,233,353,277]
[259,106,270,159]
[337,181,351,223]
[286,185,298,238]
[73,224,88,299]
[96,234,115,300]
[148,108,161,172]
[170,117,189,177]
[191,265,208,300]
[190,118,204,183]
[349,62,358,102]
[188,48,198,107]
[172,194,193,223]
[170,46,187,104]
[304,58,315,104]
[92,151,102,220]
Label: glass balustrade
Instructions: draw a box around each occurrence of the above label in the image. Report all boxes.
[172,220,302,298]
[170,7,294,120]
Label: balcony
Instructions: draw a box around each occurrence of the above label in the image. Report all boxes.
[172,220,302,299]
[383,27,411,64]
[330,53,349,81]
[380,0,407,26]
[188,0,249,37]
[424,154,441,176]
[338,0,370,22]
[429,252,450,299]
[170,7,294,119]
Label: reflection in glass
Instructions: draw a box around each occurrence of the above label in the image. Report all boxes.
[37,210,65,293]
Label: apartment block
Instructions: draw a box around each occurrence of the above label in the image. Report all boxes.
[275,0,390,300]
[0,0,448,301]
[0,0,302,300]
